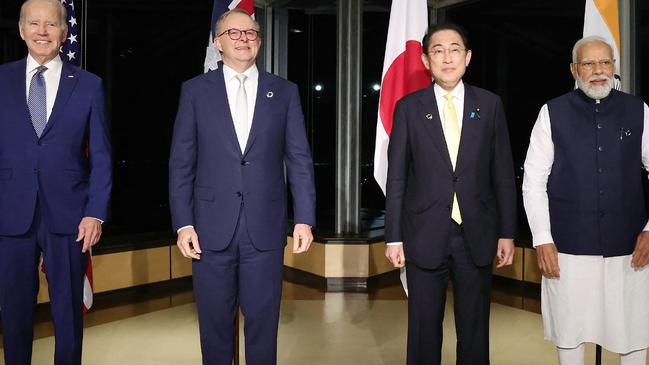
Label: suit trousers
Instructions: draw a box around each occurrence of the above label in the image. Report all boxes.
[406,222,492,365]
[192,206,284,365]
[0,199,87,365]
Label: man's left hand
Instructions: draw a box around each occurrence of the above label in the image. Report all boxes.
[632,231,649,269]
[292,224,313,253]
[495,238,515,268]
[77,217,102,253]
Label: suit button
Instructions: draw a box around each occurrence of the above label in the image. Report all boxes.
[241,160,250,166]
[453,177,459,182]
[236,192,242,197]
[598,146,604,152]
[37,140,42,146]
[597,168,603,173]
[599,190,605,195]
[597,123,603,129]
[595,108,599,113]
[33,168,39,174]
[600,211,605,218]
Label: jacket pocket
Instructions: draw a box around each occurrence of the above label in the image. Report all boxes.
[0,168,12,181]
[195,186,215,202]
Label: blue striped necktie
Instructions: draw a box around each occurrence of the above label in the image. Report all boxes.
[28,65,48,137]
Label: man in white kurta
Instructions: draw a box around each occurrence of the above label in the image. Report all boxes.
[523,36,649,365]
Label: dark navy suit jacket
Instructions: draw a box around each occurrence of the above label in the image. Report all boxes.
[385,83,517,269]
[169,66,316,251]
[0,58,112,235]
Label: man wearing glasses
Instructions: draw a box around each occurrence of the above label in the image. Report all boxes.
[169,9,315,365]
[523,36,649,364]
[385,23,517,364]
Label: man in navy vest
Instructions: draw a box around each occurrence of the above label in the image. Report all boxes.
[523,36,649,365]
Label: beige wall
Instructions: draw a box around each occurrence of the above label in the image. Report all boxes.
[36,239,541,304]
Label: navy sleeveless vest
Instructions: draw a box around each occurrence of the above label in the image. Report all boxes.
[547,89,646,256]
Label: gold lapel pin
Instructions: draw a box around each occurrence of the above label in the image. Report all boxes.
[266,91,274,98]
[425,113,433,120]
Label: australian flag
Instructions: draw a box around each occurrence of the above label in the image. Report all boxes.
[203,0,255,73]
[60,0,80,66]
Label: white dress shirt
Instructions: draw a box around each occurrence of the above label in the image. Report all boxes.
[522,102,649,247]
[222,63,258,149]
[25,54,63,121]
[387,81,465,246]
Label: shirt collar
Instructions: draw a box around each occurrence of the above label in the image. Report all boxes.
[222,63,259,83]
[26,54,63,76]
[433,80,464,102]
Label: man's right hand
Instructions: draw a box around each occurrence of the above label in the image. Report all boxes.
[385,244,406,268]
[177,227,202,260]
[535,243,559,278]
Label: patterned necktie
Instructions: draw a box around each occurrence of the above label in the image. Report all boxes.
[234,74,249,153]
[443,93,462,224]
[28,65,48,138]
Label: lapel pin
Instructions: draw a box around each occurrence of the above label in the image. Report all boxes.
[620,128,632,140]
[266,91,274,98]
[425,113,433,120]
[470,107,481,120]
[67,75,74,78]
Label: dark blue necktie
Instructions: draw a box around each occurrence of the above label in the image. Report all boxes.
[28,65,48,137]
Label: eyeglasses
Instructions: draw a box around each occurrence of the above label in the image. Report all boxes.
[217,28,260,41]
[574,59,614,71]
[428,47,466,59]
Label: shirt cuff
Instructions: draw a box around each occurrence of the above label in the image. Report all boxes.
[89,217,104,224]
[177,225,194,234]
[532,231,554,247]
[386,241,403,246]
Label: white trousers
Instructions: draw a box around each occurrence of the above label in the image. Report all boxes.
[558,344,647,365]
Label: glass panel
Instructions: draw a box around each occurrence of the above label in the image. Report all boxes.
[286,9,337,230]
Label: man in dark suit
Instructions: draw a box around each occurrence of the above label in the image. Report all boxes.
[0,0,112,364]
[385,23,517,365]
[169,9,316,365]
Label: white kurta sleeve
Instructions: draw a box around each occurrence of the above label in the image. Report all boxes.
[522,104,555,247]
[642,103,649,232]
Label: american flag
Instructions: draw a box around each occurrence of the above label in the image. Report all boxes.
[204,0,255,73]
[59,0,80,66]
[50,0,94,313]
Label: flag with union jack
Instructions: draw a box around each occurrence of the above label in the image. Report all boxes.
[204,0,255,73]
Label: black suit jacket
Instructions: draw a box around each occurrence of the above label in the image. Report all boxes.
[385,83,517,269]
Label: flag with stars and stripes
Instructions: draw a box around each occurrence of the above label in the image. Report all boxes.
[204,0,255,73]
[60,0,80,66]
[51,0,94,313]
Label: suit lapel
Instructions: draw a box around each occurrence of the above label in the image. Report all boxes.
[41,62,78,138]
[418,85,453,173]
[207,67,243,156]
[456,84,480,174]
[11,59,34,136]
[242,71,269,156]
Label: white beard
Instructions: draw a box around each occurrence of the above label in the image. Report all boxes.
[576,74,613,100]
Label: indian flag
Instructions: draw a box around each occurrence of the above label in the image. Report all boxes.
[583,0,621,89]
